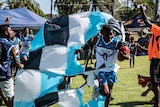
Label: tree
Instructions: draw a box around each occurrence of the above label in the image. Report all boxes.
[0,1,3,9]
[117,6,132,21]
[132,0,154,20]
[116,0,154,21]
[54,0,120,16]
[154,0,159,21]
[54,0,90,16]
[4,0,46,18]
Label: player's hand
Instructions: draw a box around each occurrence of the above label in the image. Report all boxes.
[19,64,24,69]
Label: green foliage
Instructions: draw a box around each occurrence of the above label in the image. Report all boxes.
[54,0,90,16]
[117,0,154,21]
[133,0,154,20]
[4,0,46,18]
[0,2,3,8]
[54,0,120,16]
[118,6,134,21]
[54,0,155,21]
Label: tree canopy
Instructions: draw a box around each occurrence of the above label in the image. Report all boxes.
[1,0,46,18]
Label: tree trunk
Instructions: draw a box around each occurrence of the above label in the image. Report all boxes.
[154,0,159,22]
[50,0,53,19]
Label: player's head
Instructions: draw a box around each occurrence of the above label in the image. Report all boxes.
[100,24,113,38]
[23,27,29,35]
[130,37,134,42]
[0,24,13,38]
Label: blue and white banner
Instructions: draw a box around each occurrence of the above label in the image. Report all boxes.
[14,11,124,107]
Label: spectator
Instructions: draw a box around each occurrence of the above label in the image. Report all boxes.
[29,29,35,38]
[15,31,22,39]
[144,33,150,48]
[0,24,24,107]
[140,5,160,107]
[129,37,137,68]
[137,34,148,56]
[20,27,34,62]
[125,31,130,43]
[137,35,146,46]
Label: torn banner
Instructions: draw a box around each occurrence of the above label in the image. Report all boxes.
[14,11,123,107]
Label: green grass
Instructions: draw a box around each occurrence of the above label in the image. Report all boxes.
[49,56,153,107]
[2,56,153,107]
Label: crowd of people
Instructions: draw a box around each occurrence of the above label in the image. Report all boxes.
[0,4,160,107]
[79,30,149,69]
[0,17,35,107]
[78,5,159,107]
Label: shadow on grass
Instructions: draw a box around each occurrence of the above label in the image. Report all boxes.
[110,101,152,107]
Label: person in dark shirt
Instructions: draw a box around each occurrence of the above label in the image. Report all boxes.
[0,24,24,107]
[129,37,137,68]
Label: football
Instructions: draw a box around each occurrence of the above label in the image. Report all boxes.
[118,45,130,61]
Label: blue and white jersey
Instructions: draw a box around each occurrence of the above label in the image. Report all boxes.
[95,35,120,72]
[20,34,33,55]
[0,39,13,60]
[9,37,20,54]
[0,39,14,80]
[0,38,9,42]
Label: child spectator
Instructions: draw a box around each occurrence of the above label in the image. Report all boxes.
[129,37,137,68]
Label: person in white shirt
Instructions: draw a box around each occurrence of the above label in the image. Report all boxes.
[83,24,129,107]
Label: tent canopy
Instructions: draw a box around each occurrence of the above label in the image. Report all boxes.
[124,14,145,28]
[0,8,47,29]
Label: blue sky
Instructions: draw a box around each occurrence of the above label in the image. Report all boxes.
[36,0,57,14]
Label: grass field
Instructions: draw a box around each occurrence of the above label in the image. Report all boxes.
[2,56,154,107]
[50,55,153,107]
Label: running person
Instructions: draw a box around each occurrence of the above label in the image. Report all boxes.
[83,24,129,107]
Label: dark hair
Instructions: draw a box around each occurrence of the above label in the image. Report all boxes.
[101,24,113,31]
[130,37,134,41]
[23,27,29,32]
[0,24,10,37]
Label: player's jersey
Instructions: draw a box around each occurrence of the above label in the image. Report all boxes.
[20,34,33,55]
[9,37,20,54]
[95,36,120,72]
[0,39,13,80]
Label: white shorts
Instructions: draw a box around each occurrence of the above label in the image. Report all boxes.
[0,78,14,98]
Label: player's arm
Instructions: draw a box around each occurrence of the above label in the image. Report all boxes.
[11,47,24,69]
[140,5,152,28]
[18,39,23,55]
[137,44,148,51]
[3,16,11,25]
[82,34,99,51]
